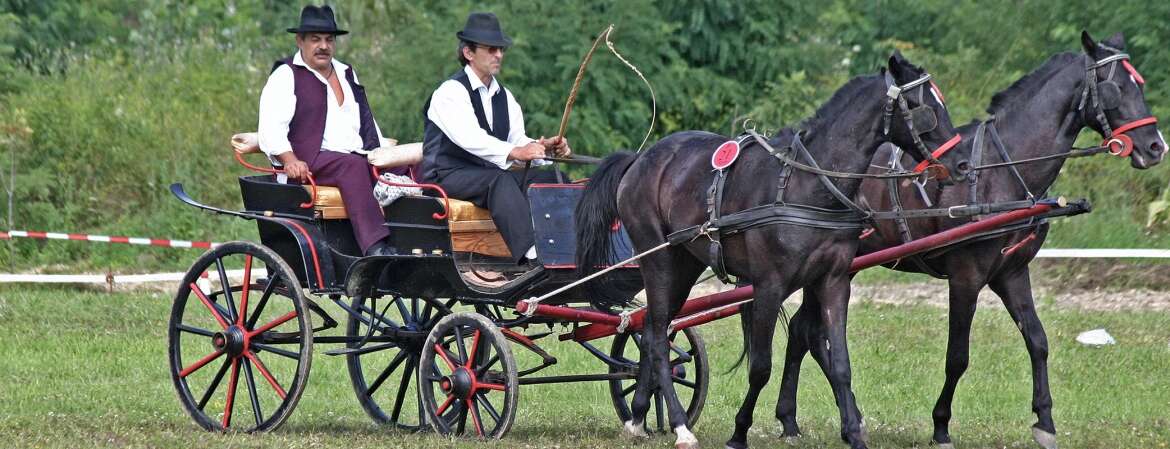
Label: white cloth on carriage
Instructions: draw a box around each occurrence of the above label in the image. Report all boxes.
[373,172,422,206]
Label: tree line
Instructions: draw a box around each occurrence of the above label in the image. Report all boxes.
[1,0,1167,270]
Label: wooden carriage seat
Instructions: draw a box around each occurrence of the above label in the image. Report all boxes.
[305,186,511,258]
[226,131,509,258]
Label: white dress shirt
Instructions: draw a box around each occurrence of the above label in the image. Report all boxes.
[426,65,539,169]
[257,51,382,160]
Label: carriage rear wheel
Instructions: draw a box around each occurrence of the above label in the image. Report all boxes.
[346,296,449,430]
[168,241,313,432]
[418,312,519,438]
[608,328,709,432]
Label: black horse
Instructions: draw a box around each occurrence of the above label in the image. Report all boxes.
[772,32,1164,449]
[575,53,963,449]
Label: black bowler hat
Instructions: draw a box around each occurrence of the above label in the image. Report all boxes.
[286,5,348,35]
[456,12,512,48]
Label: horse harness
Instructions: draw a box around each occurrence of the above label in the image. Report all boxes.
[668,73,973,283]
[870,51,1161,272]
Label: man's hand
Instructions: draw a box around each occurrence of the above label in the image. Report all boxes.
[508,141,547,162]
[276,153,311,181]
[540,136,572,158]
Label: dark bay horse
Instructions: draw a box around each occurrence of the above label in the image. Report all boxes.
[575,53,964,449]
[773,32,1164,449]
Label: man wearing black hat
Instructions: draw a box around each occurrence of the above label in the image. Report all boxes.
[258,5,400,257]
[421,12,571,265]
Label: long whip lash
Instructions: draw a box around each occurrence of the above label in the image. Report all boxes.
[555,25,657,152]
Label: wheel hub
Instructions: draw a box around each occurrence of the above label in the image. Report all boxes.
[212,326,248,357]
[440,367,475,399]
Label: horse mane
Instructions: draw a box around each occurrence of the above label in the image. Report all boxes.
[798,73,881,132]
[987,52,1081,114]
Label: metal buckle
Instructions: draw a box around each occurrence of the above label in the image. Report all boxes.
[886,85,902,99]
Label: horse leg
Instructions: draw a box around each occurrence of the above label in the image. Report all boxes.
[626,251,704,446]
[725,283,786,449]
[930,278,982,448]
[775,290,821,438]
[624,336,654,438]
[813,274,868,449]
[988,266,1056,449]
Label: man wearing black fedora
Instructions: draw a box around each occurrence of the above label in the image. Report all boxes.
[258,5,400,257]
[421,12,572,265]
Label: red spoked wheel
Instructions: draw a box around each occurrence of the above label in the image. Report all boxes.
[168,241,313,432]
[419,312,518,438]
[346,296,449,430]
[608,328,709,433]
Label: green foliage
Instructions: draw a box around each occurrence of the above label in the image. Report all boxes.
[1,0,1169,271]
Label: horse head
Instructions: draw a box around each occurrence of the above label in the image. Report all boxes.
[1081,30,1165,169]
[884,51,968,184]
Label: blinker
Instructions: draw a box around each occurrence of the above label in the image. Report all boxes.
[909,105,937,134]
[1097,80,1121,110]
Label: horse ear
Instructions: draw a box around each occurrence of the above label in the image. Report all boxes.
[888,50,909,79]
[1103,32,1127,50]
[1081,30,1098,54]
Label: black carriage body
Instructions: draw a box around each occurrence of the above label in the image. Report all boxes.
[235,175,638,303]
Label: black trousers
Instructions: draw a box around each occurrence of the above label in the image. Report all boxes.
[429,166,561,263]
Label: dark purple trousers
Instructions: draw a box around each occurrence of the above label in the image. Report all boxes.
[306,151,389,253]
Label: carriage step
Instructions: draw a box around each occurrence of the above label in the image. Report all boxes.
[323,342,399,356]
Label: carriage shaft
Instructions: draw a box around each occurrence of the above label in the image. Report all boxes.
[543,200,1067,343]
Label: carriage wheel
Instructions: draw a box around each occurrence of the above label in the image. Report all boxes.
[608,328,709,432]
[168,241,313,432]
[419,312,519,438]
[346,296,449,430]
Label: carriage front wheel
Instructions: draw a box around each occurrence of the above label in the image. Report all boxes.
[418,312,519,438]
[167,241,314,432]
[608,327,709,432]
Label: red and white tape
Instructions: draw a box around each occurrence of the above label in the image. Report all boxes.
[0,229,219,249]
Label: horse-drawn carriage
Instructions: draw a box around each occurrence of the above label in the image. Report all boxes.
[166,157,712,437]
[166,31,1160,449]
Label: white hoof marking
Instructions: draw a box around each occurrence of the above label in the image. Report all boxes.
[674,425,699,449]
[623,420,648,438]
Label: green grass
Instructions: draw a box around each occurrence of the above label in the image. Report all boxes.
[0,285,1167,448]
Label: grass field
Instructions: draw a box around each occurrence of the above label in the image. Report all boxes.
[0,284,1167,449]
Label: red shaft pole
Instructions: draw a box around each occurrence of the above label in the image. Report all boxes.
[849,203,1054,272]
[552,201,1061,342]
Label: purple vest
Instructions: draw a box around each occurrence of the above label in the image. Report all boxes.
[272,57,380,165]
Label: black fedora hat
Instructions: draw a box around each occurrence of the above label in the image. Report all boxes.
[456,12,512,48]
[287,5,348,35]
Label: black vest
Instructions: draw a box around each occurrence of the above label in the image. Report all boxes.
[420,70,511,182]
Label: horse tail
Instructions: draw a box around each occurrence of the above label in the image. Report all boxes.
[729,299,789,373]
[576,151,640,313]
[730,301,753,372]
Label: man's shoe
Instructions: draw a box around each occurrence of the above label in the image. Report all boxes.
[364,240,398,257]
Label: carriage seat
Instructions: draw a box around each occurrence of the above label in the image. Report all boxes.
[307,186,511,258]
[230,132,509,257]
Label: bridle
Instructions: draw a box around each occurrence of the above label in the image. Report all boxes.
[1079,52,1159,158]
[882,72,963,177]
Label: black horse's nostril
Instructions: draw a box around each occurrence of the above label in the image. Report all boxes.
[1151,141,1164,154]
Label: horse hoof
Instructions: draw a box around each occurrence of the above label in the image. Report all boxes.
[936,443,955,449]
[622,420,648,438]
[783,435,800,446]
[674,425,699,449]
[1031,427,1058,449]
